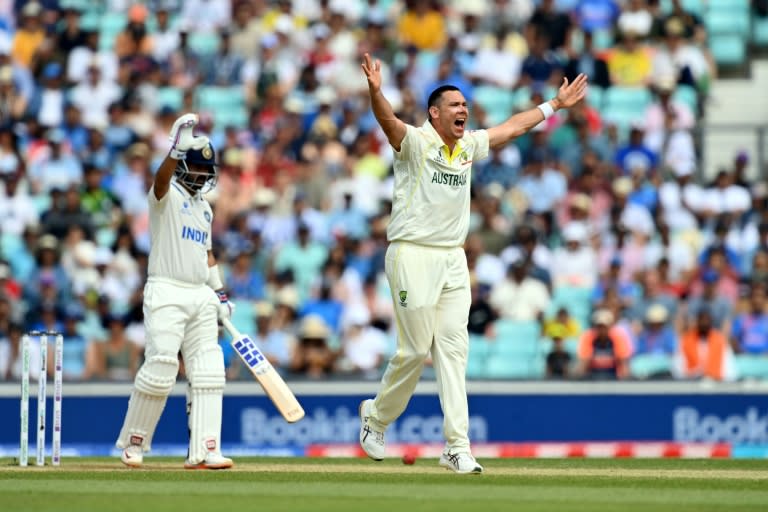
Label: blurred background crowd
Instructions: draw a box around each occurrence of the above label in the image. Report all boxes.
[1,0,767,384]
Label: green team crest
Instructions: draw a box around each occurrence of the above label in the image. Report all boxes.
[399,290,407,306]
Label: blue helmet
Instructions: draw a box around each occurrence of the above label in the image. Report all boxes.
[175,141,219,194]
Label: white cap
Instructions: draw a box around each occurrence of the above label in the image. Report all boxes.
[646,304,668,323]
[93,247,114,266]
[274,15,294,35]
[592,308,614,326]
[300,314,330,339]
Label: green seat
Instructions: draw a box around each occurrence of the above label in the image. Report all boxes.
[485,356,532,379]
[707,0,749,10]
[466,335,490,379]
[156,86,184,112]
[188,32,221,55]
[586,86,604,109]
[474,86,514,126]
[709,34,747,65]
[672,85,698,113]
[196,86,245,110]
[705,10,750,34]
[230,299,256,334]
[630,353,673,379]
[734,355,768,380]
[212,107,249,129]
[754,17,768,46]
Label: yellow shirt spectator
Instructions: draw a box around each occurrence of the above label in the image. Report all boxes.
[606,35,654,87]
[12,28,45,69]
[397,5,446,51]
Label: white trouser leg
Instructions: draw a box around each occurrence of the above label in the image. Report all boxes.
[431,249,471,452]
[371,243,445,427]
[183,293,225,464]
[116,282,185,452]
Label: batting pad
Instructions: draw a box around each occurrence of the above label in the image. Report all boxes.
[187,346,226,463]
[116,354,179,451]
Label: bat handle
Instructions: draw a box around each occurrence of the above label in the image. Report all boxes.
[220,318,240,338]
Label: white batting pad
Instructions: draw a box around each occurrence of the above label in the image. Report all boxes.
[187,346,226,463]
[115,353,179,451]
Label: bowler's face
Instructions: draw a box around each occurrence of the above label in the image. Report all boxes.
[434,90,468,140]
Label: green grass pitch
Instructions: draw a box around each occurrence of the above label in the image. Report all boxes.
[2,457,768,512]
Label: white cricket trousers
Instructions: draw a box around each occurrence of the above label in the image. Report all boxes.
[372,241,472,453]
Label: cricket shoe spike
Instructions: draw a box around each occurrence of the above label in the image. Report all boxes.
[439,451,484,474]
[184,452,233,470]
[358,399,385,461]
[121,438,144,468]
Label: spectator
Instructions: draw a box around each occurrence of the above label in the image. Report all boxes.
[519,31,563,88]
[635,304,678,356]
[489,260,551,322]
[229,302,294,378]
[577,308,634,379]
[675,309,736,381]
[564,31,611,89]
[543,306,582,340]
[337,304,389,378]
[11,2,45,69]
[550,222,598,289]
[397,0,447,51]
[545,324,574,379]
[290,314,336,378]
[606,30,654,87]
[730,282,768,355]
[685,269,733,331]
[85,314,140,381]
[527,0,573,52]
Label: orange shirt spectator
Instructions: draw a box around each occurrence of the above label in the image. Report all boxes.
[397,0,446,51]
[676,309,734,381]
[578,309,633,379]
[114,4,154,59]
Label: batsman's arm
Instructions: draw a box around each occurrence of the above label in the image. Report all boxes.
[487,74,588,149]
[152,155,179,200]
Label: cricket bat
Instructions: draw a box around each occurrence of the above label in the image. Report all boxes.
[221,318,305,423]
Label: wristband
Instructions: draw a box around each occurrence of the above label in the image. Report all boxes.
[207,264,224,290]
[537,101,555,120]
[169,147,186,160]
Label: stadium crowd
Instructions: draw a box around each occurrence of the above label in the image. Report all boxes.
[0,0,767,384]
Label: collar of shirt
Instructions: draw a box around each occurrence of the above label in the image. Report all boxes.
[422,120,465,164]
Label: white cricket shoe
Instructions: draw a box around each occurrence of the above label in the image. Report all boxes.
[358,399,385,461]
[439,451,484,474]
[184,452,233,470]
[121,444,143,468]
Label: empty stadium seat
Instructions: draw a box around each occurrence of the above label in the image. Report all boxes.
[188,32,221,56]
[602,87,653,130]
[709,34,748,66]
[156,86,184,112]
[467,335,490,379]
[734,355,768,380]
[754,16,768,47]
[630,354,673,379]
[474,86,515,126]
[673,85,698,113]
[485,357,532,379]
[705,10,751,35]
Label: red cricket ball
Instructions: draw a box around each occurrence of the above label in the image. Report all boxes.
[401,452,416,465]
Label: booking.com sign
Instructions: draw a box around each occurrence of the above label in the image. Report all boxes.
[240,407,489,446]
[674,407,768,443]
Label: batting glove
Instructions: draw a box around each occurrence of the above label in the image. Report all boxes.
[216,290,236,321]
[168,113,209,160]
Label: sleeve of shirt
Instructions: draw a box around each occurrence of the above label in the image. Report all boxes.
[392,124,420,162]
[147,185,171,213]
[466,129,490,162]
[206,206,213,251]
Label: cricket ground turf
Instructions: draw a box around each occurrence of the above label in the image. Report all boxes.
[2,457,767,511]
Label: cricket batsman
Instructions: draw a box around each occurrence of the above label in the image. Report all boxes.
[357,53,587,473]
[115,113,235,469]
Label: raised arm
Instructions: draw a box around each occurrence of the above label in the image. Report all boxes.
[154,114,210,200]
[487,74,588,149]
[361,53,407,151]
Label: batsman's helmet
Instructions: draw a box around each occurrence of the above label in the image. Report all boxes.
[175,141,219,194]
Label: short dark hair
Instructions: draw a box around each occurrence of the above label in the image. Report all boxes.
[426,84,460,119]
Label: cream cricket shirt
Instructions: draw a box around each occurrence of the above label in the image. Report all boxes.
[147,179,213,285]
[387,121,490,247]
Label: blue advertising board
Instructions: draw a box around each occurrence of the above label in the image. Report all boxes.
[1,381,767,456]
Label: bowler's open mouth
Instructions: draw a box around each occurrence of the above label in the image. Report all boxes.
[454,119,465,128]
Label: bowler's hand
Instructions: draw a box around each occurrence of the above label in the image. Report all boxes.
[553,74,588,110]
[361,53,382,93]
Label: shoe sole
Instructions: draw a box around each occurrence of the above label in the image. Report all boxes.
[121,459,142,468]
[359,400,383,462]
[183,461,233,470]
